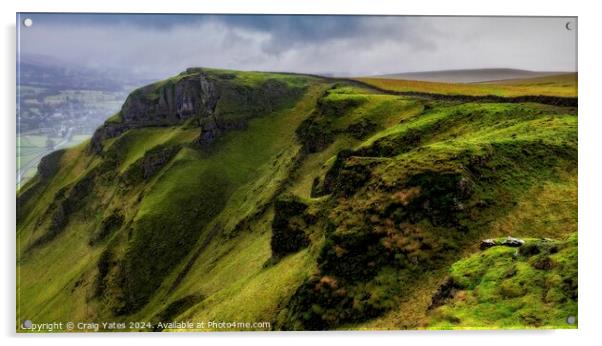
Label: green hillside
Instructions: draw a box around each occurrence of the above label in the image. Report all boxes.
[16,68,577,331]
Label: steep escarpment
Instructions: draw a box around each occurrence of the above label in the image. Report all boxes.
[91,68,307,153]
[17,70,577,332]
[121,70,219,123]
[17,68,317,324]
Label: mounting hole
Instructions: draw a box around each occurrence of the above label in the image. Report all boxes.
[23,18,33,27]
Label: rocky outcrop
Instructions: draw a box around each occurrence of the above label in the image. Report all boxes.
[90,69,307,154]
[480,236,525,250]
[479,239,497,250]
[502,236,526,247]
[90,71,220,153]
[120,72,219,123]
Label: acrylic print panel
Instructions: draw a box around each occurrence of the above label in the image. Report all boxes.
[16,13,577,332]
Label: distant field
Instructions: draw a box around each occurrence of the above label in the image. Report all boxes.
[369,68,569,84]
[356,73,577,98]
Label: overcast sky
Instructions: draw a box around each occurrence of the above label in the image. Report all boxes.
[18,14,577,79]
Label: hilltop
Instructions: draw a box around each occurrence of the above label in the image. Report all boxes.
[17,67,577,331]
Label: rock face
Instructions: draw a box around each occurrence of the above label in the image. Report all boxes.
[90,69,307,154]
[91,71,220,153]
[480,236,526,250]
[121,72,219,123]
[480,239,497,250]
[502,236,525,247]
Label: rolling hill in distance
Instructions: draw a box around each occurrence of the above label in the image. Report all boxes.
[369,68,574,83]
[17,68,577,331]
[356,71,577,99]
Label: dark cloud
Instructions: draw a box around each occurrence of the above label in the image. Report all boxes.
[17,14,577,79]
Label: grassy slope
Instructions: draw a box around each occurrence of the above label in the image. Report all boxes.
[129,81,329,328]
[342,99,577,330]
[428,234,577,329]
[17,141,100,322]
[356,73,577,98]
[271,86,576,330]
[17,70,330,328]
[17,69,577,331]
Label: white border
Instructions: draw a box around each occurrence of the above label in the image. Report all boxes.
[2,1,600,345]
